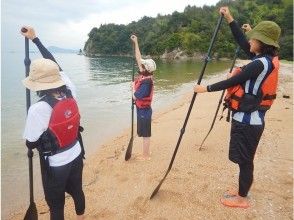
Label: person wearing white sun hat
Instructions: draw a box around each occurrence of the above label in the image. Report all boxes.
[130,34,156,161]
[21,26,85,220]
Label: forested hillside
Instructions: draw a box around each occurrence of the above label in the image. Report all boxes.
[84,0,293,60]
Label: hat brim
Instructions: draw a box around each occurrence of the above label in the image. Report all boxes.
[246,30,279,48]
[22,77,65,91]
[140,59,156,73]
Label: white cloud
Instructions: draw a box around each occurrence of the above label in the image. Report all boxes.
[2,0,220,50]
[52,0,219,48]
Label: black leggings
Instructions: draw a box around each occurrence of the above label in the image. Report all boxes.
[229,120,264,197]
[238,162,254,197]
[40,154,85,220]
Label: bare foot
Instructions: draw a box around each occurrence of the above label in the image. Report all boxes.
[220,195,250,208]
[136,155,151,161]
[76,214,84,220]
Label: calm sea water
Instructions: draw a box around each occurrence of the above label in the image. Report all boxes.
[1,50,230,218]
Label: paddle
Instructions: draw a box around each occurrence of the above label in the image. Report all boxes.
[150,15,224,199]
[125,43,135,161]
[198,46,240,151]
[22,27,38,220]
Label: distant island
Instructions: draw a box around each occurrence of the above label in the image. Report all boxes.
[47,46,79,54]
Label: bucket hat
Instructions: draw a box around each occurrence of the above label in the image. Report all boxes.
[246,21,281,48]
[22,58,65,91]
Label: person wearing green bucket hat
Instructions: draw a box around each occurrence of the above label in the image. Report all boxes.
[194,7,281,209]
[246,21,281,48]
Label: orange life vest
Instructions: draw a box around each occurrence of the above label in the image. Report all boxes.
[224,56,279,112]
[134,75,154,108]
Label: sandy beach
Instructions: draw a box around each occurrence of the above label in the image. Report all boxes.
[9,60,293,219]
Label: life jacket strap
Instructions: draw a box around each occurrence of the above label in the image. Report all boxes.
[78,126,86,159]
[54,140,78,154]
[263,94,276,100]
[39,131,77,156]
[231,94,242,101]
[258,106,271,111]
[219,102,231,123]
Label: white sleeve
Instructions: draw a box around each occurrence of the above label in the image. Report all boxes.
[60,71,77,98]
[23,102,52,142]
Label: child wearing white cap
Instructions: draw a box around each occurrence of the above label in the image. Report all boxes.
[130,35,156,161]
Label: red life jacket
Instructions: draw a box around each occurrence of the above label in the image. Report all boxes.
[134,75,154,108]
[224,56,279,112]
[48,98,80,148]
[41,92,80,153]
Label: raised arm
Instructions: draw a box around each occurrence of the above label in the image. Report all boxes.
[219,7,255,59]
[21,26,63,71]
[130,35,144,72]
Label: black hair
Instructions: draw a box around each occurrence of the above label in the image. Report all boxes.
[259,41,279,57]
[36,85,68,97]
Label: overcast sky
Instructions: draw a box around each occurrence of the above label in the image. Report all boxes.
[2,0,220,51]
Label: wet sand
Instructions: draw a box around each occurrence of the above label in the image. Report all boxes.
[8,60,293,219]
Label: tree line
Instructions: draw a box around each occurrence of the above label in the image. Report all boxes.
[84,0,293,60]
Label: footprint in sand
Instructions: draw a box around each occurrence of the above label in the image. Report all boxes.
[114,173,129,182]
[152,189,184,206]
[187,171,193,175]
[89,209,116,219]
[128,196,149,215]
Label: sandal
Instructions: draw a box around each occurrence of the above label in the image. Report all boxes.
[220,195,250,209]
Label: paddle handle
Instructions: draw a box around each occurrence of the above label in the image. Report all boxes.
[21,27,28,33]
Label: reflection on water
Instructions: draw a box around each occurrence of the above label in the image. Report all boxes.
[1,52,230,218]
[155,59,230,92]
[88,57,132,85]
[86,56,230,91]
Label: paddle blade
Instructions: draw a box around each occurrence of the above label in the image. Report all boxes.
[150,171,170,199]
[150,181,163,199]
[198,133,209,150]
[24,202,38,220]
[125,137,134,161]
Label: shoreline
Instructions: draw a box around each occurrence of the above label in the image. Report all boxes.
[7,61,293,219]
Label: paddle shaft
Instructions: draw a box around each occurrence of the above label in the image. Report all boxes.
[199,46,240,149]
[125,44,135,161]
[24,34,35,204]
[131,44,135,141]
[150,15,224,199]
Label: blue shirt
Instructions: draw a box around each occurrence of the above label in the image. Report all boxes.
[134,79,152,119]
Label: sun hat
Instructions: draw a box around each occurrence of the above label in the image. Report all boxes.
[22,58,65,91]
[246,21,281,48]
[141,59,156,73]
